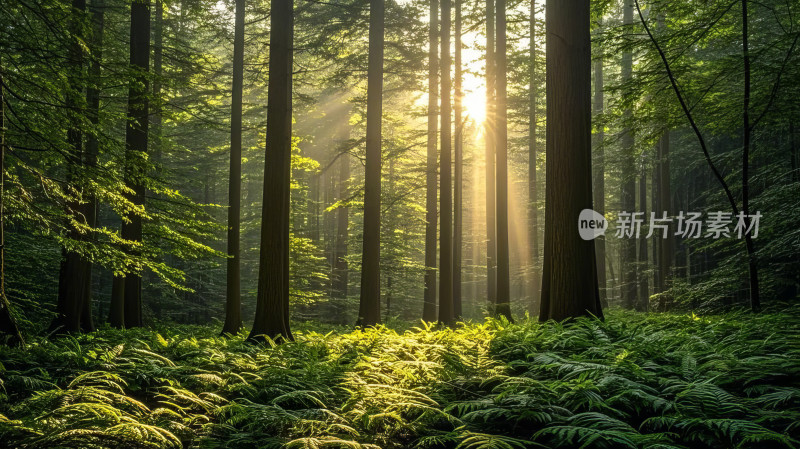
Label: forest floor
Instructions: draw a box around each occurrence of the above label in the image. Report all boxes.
[1,307,799,449]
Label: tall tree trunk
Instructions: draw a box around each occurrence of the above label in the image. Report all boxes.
[528,0,540,315]
[0,56,24,347]
[620,0,637,310]
[333,153,349,299]
[223,0,245,335]
[637,157,649,311]
[116,0,151,328]
[494,0,512,321]
[592,34,606,308]
[539,0,604,322]
[658,130,673,301]
[423,0,438,322]
[153,0,163,167]
[741,0,760,312]
[357,0,384,327]
[453,0,463,320]
[439,0,454,325]
[249,0,294,342]
[485,0,497,313]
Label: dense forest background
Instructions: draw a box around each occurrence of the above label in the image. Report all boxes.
[0,0,799,447]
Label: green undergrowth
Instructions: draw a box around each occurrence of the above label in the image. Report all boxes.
[1,307,799,448]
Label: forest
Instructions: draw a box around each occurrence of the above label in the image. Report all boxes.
[1,0,799,447]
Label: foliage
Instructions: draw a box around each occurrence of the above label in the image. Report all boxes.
[2,308,799,448]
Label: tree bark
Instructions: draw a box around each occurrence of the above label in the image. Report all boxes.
[539,0,603,322]
[592,32,606,308]
[439,0,454,326]
[423,0,438,322]
[249,0,294,342]
[223,0,245,335]
[658,130,673,299]
[494,0,512,321]
[637,157,649,311]
[485,0,497,313]
[333,152,349,299]
[453,0,463,320]
[357,0,384,327]
[620,0,637,310]
[528,0,540,315]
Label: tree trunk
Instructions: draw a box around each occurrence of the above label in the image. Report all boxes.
[108,275,125,327]
[249,0,294,342]
[658,130,673,300]
[453,0,463,320]
[592,33,606,308]
[539,0,603,322]
[357,0,384,327]
[0,56,24,347]
[620,0,637,310]
[485,0,497,313]
[153,0,163,167]
[637,158,649,311]
[223,0,245,335]
[438,0,454,326]
[333,152,349,299]
[494,0,512,321]
[528,0,540,315]
[117,0,151,328]
[423,0,438,322]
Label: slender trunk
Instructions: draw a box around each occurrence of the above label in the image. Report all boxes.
[485,0,497,313]
[439,0,454,325]
[494,0,512,321]
[153,0,163,167]
[592,29,606,309]
[528,0,541,314]
[357,0,384,327]
[658,130,673,301]
[0,56,24,347]
[333,153,349,299]
[539,0,603,322]
[223,0,245,335]
[423,0,438,322]
[453,0,463,320]
[741,0,760,312]
[249,0,294,342]
[620,0,637,310]
[637,158,649,311]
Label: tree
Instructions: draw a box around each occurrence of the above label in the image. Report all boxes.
[528,0,540,315]
[333,152,350,300]
[592,27,606,308]
[620,0,637,310]
[423,0,438,322]
[115,0,151,328]
[452,0,463,320]
[485,0,497,313]
[249,0,294,342]
[638,155,649,311]
[357,0,384,327]
[0,56,24,347]
[223,0,245,335]
[494,0,512,321]
[539,0,604,322]
[438,0,454,326]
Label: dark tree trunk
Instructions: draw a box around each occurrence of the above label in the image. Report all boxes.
[637,158,649,311]
[528,0,540,315]
[116,0,151,328]
[223,0,245,335]
[108,275,124,327]
[485,0,497,313]
[423,0,438,322]
[153,0,163,167]
[539,0,604,322]
[494,0,512,321]
[741,0,760,312]
[439,0,454,326]
[658,131,673,301]
[592,36,606,308]
[249,0,294,342]
[620,0,637,310]
[453,0,463,320]
[0,56,24,347]
[357,0,384,327]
